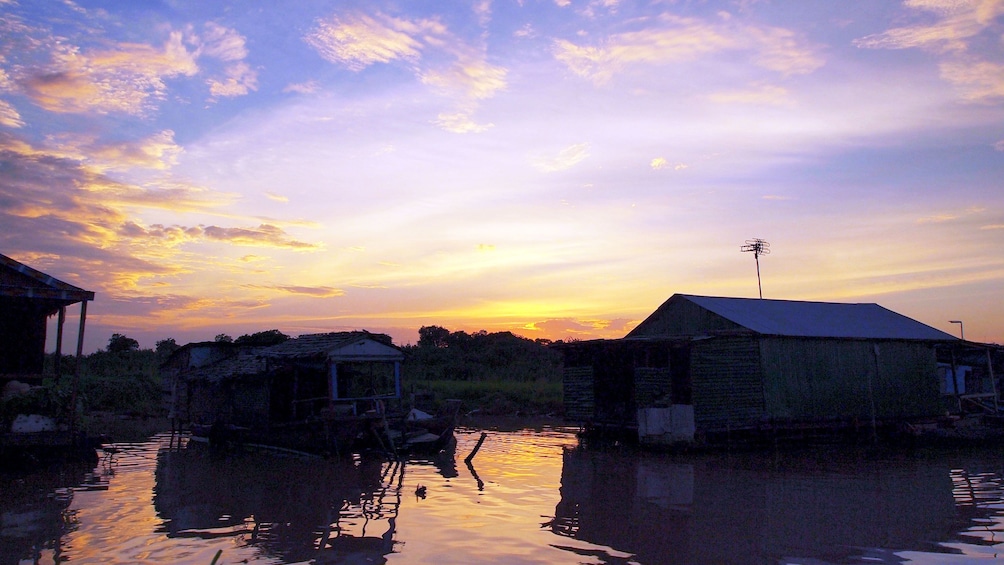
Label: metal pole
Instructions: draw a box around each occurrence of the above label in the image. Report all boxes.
[949,320,964,341]
[755,253,762,299]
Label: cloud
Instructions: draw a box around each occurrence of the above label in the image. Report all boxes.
[532,143,591,172]
[650,157,668,170]
[201,224,319,249]
[553,13,822,84]
[938,59,1004,101]
[306,10,507,133]
[995,140,1004,151]
[709,82,789,105]
[0,99,23,127]
[283,80,320,94]
[521,317,638,340]
[46,130,183,171]
[207,61,258,98]
[855,0,1004,101]
[242,284,345,297]
[196,23,258,99]
[19,32,198,115]
[422,56,507,100]
[434,107,494,133]
[265,192,289,203]
[0,132,315,301]
[855,0,1003,52]
[305,12,426,71]
[199,22,249,62]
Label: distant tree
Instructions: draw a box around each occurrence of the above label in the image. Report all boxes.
[418,325,450,348]
[235,329,290,346]
[215,333,233,343]
[155,338,180,359]
[107,333,139,353]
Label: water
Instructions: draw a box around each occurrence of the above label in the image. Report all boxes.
[2,427,1004,564]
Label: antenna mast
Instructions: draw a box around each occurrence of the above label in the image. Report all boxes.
[740,238,770,299]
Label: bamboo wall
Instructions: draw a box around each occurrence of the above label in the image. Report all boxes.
[563,366,595,422]
[690,337,765,431]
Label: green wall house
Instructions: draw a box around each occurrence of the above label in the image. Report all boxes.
[561,294,966,445]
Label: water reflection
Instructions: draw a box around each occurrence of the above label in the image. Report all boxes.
[4,430,1004,564]
[549,445,1004,564]
[0,456,111,565]
[152,444,457,563]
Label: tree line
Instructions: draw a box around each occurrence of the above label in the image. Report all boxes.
[3,326,564,426]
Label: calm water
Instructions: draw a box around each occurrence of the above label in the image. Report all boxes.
[2,426,1004,564]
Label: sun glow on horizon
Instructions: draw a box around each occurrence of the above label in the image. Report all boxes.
[4,0,1003,352]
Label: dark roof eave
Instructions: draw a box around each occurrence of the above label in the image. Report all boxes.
[0,285,95,302]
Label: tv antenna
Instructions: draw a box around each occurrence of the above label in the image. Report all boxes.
[740,238,770,299]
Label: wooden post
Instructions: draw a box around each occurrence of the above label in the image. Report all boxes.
[869,344,879,443]
[70,300,88,437]
[988,348,998,414]
[55,306,65,376]
[950,348,961,413]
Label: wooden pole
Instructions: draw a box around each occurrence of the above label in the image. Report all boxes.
[465,431,488,464]
[70,300,88,435]
[55,306,65,376]
[987,348,998,414]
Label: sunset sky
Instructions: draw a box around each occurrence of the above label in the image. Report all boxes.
[2,0,1003,352]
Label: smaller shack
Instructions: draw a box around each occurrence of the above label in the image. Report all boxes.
[164,331,404,453]
[561,294,975,445]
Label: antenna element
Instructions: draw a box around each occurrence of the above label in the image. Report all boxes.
[740,238,770,299]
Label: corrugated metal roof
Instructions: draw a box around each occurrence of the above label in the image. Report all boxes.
[679,294,958,340]
[0,252,95,303]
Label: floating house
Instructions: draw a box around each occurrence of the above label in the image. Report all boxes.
[560,294,990,445]
[164,331,405,454]
[0,252,96,464]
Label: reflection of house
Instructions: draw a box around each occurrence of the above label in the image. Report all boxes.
[561,294,965,445]
[0,253,94,380]
[163,331,404,453]
[551,445,965,564]
[154,448,402,563]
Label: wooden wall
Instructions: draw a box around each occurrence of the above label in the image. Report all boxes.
[759,337,941,423]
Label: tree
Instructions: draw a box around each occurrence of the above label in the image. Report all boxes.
[418,325,450,348]
[215,334,233,343]
[155,338,180,359]
[107,333,139,353]
[235,329,290,346]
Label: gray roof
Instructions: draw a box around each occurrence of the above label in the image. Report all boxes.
[263,331,398,359]
[678,294,957,340]
[0,252,94,304]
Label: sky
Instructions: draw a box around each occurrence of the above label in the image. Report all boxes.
[1,0,1003,353]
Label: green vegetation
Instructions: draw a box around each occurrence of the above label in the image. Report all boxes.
[2,326,564,434]
[401,326,563,416]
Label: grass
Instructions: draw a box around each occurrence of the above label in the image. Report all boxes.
[403,379,562,417]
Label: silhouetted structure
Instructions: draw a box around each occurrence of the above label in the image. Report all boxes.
[0,253,94,380]
[561,294,968,445]
[163,332,407,454]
